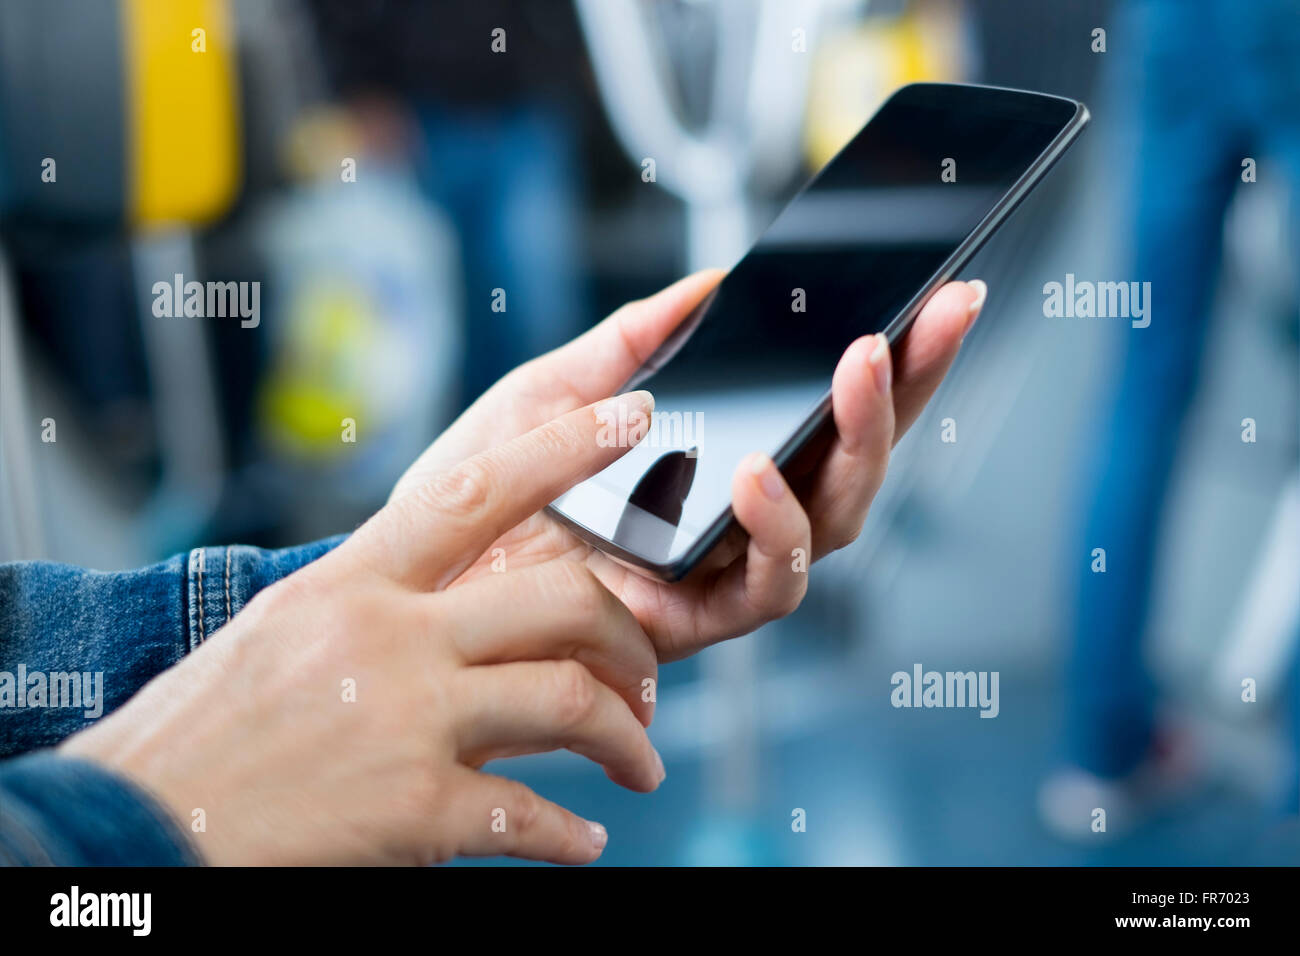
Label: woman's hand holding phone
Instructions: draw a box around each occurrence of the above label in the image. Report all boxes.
[392,270,986,661]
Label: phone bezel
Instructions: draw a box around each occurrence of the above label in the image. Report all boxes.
[547,82,1091,582]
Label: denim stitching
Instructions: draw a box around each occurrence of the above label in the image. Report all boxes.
[224,546,232,625]
[196,547,205,644]
[185,549,201,653]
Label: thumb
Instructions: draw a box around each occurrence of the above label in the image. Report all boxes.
[534,269,724,403]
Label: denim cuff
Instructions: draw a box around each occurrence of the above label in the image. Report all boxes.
[184,534,348,651]
[0,751,201,865]
[0,534,349,758]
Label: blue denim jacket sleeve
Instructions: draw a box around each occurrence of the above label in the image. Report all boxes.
[0,534,346,865]
[0,752,201,865]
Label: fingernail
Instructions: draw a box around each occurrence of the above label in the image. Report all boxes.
[967,279,987,320]
[587,821,608,850]
[594,389,654,419]
[594,390,655,444]
[869,334,892,396]
[749,453,785,501]
[653,748,667,784]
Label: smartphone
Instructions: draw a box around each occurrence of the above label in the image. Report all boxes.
[549,82,1089,581]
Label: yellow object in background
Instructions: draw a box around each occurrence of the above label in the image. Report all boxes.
[121,0,241,226]
[804,0,968,170]
[258,279,382,461]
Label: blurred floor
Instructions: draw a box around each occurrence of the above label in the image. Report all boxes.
[465,667,1300,865]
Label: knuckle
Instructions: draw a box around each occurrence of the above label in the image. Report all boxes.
[511,784,543,835]
[549,660,598,729]
[340,590,405,652]
[407,770,456,865]
[422,459,496,518]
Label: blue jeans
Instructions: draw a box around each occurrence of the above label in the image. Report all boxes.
[1068,0,1300,783]
[0,535,344,863]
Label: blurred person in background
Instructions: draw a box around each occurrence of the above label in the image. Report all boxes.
[305,0,591,409]
[1041,0,1300,836]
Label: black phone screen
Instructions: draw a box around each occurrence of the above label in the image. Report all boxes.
[551,84,1081,575]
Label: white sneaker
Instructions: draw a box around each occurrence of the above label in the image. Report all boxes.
[1038,733,1198,841]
